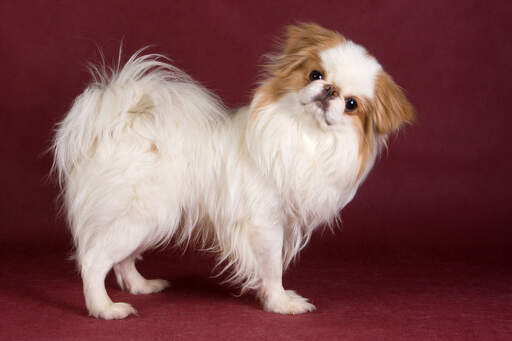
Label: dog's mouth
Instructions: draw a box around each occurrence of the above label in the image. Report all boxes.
[299,88,339,126]
[299,100,333,126]
[310,94,333,126]
[312,93,331,113]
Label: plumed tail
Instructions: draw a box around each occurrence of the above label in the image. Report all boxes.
[52,49,226,188]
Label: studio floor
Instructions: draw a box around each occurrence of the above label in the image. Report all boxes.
[1,245,510,340]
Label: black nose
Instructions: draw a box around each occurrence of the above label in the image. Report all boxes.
[323,84,338,98]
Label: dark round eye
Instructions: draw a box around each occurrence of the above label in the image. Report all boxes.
[345,98,358,112]
[309,70,323,81]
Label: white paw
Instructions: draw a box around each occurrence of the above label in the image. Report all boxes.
[263,290,316,315]
[129,279,170,295]
[89,302,137,320]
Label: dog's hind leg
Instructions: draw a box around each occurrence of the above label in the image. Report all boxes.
[114,256,170,295]
[78,215,152,319]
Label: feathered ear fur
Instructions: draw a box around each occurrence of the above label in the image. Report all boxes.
[373,71,415,134]
[265,23,344,77]
[283,23,343,55]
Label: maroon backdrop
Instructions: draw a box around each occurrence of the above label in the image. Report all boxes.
[0,0,512,257]
[1,1,511,339]
[1,0,510,260]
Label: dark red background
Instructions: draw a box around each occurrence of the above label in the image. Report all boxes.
[1,1,511,340]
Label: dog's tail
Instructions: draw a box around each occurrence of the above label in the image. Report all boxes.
[51,49,226,187]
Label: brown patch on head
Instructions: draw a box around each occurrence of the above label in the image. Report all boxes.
[343,97,377,180]
[250,23,345,120]
[268,23,344,76]
[373,71,415,134]
[353,71,414,180]
[346,96,374,138]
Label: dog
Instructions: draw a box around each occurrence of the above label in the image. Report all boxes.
[53,23,413,319]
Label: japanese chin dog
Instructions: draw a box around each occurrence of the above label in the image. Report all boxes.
[53,23,414,319]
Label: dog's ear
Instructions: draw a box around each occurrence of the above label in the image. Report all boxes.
[283,23,342,55]
[373,71,414,134]
[266,23,343,77]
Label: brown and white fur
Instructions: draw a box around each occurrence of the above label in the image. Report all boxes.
[53,23,413,319]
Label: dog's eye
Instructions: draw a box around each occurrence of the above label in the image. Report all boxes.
[345,98,358,112]
[309,70,323,81]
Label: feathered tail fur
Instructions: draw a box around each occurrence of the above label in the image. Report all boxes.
[52,51,225,188]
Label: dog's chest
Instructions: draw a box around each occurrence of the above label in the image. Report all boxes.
[276,127,363,217]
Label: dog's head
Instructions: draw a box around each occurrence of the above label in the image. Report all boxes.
[250,23,414,146]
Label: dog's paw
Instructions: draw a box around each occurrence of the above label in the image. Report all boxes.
[129,279,170,295]
[263,290,316,315]
[89,302,137,320]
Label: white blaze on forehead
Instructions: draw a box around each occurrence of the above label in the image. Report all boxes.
[320,41,381,98]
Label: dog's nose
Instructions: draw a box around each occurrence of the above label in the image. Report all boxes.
[323,84,339,98]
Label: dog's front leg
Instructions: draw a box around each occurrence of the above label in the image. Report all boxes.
[252,222,316,314]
